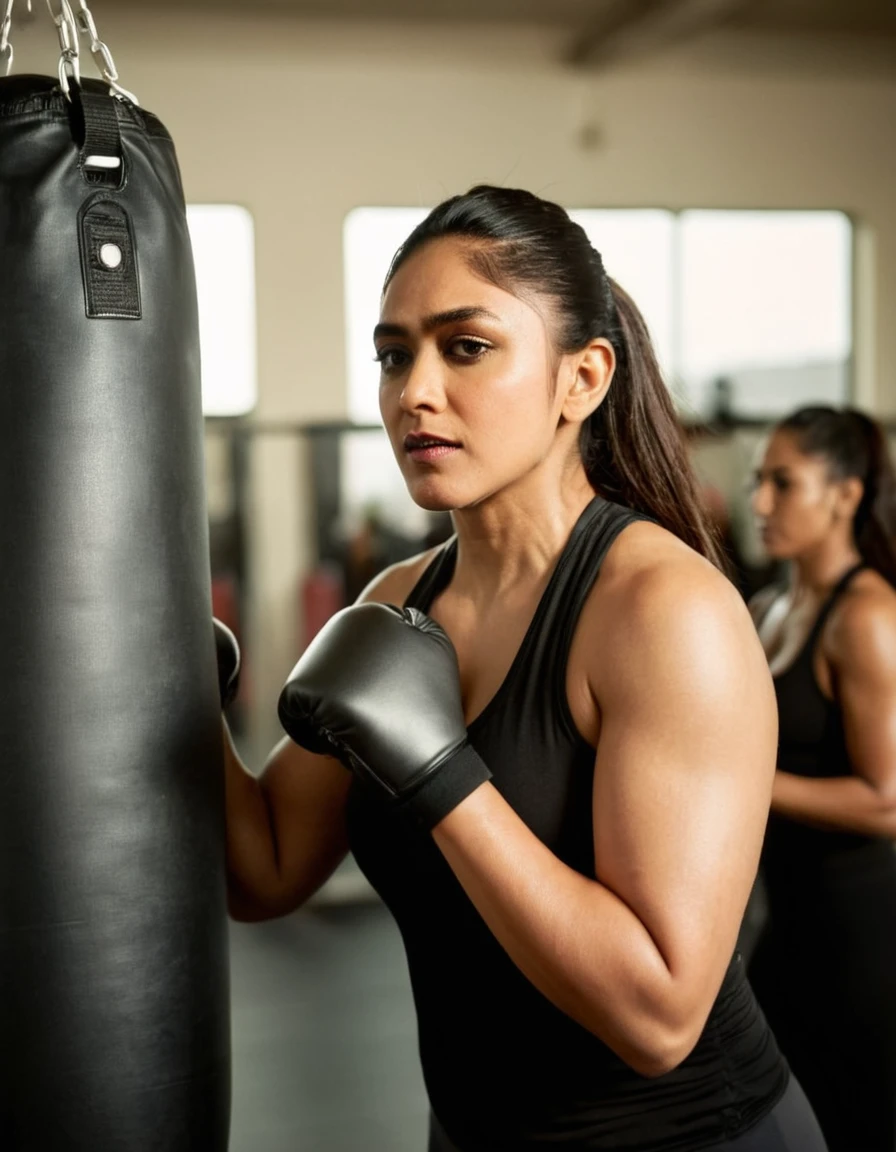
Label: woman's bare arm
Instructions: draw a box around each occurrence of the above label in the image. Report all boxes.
[433,530,777,1076]
[224,550,437,921]
[224,728,353,921]
[771,587,896,838]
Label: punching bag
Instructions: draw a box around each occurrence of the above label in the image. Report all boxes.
[0,74,231,1149]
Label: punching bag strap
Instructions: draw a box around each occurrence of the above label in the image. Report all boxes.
[77,87,122,177]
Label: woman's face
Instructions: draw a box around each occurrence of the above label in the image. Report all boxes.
[374,237,574,512]
[750,429,847,560]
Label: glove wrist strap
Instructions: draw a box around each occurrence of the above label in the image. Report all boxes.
[402,742,491,831]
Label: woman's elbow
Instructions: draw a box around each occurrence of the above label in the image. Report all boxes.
[611,996,708,1079]
[227,899,272,924]
[226,879,300,923]
[876,787,896,836]
[627,1029,701,1079]
[619,1023,701,1079]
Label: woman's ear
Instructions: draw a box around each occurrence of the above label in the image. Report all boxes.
[560,339,616,425]
[834,475,864,522]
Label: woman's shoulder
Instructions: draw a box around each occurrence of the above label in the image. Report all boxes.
[597,518,742,608]
[584,519,753,648]
[355,545,446,607]
[571,519,770,717]
[825,568,896,664]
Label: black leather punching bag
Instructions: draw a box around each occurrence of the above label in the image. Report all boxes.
[0,76,230,1150]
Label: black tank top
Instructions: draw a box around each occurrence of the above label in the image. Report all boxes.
[761,564,895,896]
[346,496,788,1151]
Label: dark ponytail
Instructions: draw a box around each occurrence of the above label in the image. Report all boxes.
[778,405,896,586]
[385,185,725,570]
[584,279,724,567]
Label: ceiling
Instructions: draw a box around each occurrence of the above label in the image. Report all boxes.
[15,0,896,71]
[110,0,896,26]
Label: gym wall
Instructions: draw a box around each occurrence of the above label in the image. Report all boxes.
[13,7,896,754]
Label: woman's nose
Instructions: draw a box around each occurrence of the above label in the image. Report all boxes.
[751,479,773,518]
[399,349,447,415]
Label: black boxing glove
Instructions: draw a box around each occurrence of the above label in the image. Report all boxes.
[213,618,241,709]
[277,603,491,829]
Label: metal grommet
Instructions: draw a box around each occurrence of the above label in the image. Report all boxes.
[99,242,122,269]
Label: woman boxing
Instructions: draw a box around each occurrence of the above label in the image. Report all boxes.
[221,187,827,1150]
[748,406,896,1152]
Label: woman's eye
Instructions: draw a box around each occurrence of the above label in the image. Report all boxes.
[374,347,410,372]
[448,337,490,360]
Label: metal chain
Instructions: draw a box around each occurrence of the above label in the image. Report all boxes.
[45,0,80,98]
[71,0,138,103]
[1,0,17,77]
[2,0,136,102]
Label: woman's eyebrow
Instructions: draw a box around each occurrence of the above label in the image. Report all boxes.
[373,306,501,343]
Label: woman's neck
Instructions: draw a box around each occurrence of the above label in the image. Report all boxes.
[789,536,863,600]
[449,466,596,602]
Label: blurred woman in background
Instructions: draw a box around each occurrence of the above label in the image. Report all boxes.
[749,405,896,1152]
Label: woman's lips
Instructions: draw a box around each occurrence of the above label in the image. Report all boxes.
[407,443,460,463]
[404,434,461,463]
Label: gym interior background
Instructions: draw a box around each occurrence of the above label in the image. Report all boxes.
[11,2,896,1149]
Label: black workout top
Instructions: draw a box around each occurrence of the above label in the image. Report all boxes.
[346,496,788,1151]
[761,564,894,894]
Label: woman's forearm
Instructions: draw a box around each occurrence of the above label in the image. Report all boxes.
[222,723,353,920]
[432,784,705,1077]
[222,721,286,920]
[772,770,896,837]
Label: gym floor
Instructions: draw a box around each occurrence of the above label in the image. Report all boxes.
[229,897,429,1152]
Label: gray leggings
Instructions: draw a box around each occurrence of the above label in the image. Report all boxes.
[427,1075,828,1152]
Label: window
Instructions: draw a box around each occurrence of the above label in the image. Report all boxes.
[678,210,852,419]
[187,204,257,417]
[343,206,428,427]
[343,206,852,425]
[569,209,676,382]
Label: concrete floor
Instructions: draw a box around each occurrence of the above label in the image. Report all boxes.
[229,900,430,1152]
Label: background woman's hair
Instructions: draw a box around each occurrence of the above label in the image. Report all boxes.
[777,405,896,585]
[385,185,725,569]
